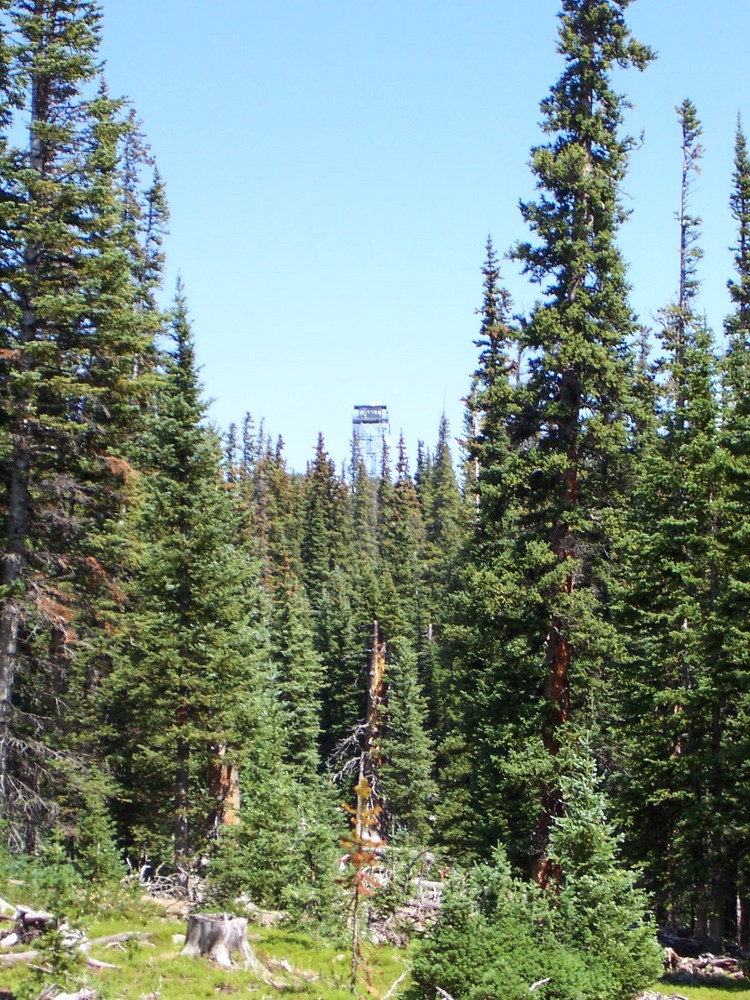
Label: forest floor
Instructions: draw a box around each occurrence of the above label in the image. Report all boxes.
[1,907,409,1000]
[2,902,749,999]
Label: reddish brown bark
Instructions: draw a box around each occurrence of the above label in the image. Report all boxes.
[356,621,387,845]
[532,443,577,886]
[209,743,241,829]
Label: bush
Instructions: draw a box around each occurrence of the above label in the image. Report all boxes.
[411,855,599,1000]
[548,760,663,999]
[411,758,661,1000]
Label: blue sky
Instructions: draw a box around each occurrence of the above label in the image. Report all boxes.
[99,1,750,472]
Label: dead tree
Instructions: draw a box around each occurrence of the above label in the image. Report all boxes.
[181,913,262,971]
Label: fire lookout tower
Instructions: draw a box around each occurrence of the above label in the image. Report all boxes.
[352,404,389,478]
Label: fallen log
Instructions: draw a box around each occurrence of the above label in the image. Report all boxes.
[40,990,97,1000]
[0,947,117,973]
[0,928,151,968]
[16,906,55,932]
[86,931,151,948]
[0,947,40,964]
[85,956,118,971]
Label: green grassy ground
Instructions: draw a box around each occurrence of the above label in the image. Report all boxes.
[655,982,750,1000]
[2,908,410,1000]
[3,901,749,1000]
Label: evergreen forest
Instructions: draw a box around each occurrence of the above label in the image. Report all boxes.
[1,1,749,997]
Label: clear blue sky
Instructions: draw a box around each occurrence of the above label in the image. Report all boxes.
[99,1,750,473]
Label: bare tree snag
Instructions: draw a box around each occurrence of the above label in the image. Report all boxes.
[181,913,262,971]
[356,621,388,845]
[209,742,241,829]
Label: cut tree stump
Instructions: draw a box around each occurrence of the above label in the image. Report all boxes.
[181,913,262,970]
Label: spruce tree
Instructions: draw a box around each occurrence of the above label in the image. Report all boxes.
[616,100,727,933]
[721,120,750,944]
[379,641,436,843]
[418,416,463,641]
[444,1,653,874]
[510,0,652,757]
[376,434,423,644]
[108,285,265,873]
[0,0,156,842]
[726,119,750,393]
[300,435,349,605]
[436,238,524,862]
[348,439,380,622]
[268,565,324,777]
[417,415,464,732]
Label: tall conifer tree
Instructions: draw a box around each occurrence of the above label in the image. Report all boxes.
[616,100,727,933]
[109,285,266,873]
[445,0,653,875]
[0,0,156,841]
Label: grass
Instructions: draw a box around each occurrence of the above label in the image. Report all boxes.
[655,981,750,1000]
[2,904,411,1000]
[2,880,748,1000]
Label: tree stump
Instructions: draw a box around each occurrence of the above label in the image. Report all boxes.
[181,913,262,970]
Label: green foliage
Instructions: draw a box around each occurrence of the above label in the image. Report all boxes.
[413,761,660,1000]
[438,0,655,876]
[106,285,273,873]
[611,98,743,934]
[411,855,599,1000]
[206,665,342,925]
[0,0,161,846]
[380,642,436,843]
[207,773,342,924]
[13,924,86,1000]
[5,0,750,960]
[549,758,663,998]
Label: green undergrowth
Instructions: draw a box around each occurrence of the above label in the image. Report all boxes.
[2,904,410,1000]
[5,905,750,999]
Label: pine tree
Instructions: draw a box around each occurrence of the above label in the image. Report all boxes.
[298,436,369,764]
[300,435,349,606]
[726,120,750,397]
[380,641,436,843]
[548,754,662,997]
[444,1,653,875]
[376,434,423,644]
[417,415,464,733]
[615,100,728,934]
[719,119,750,945]
[436,238,525,863]
[0,0,157,843]
[349,435,380,609]
[414,758,660,1000]
[419,415,463,642]
[268,564,324,777]
[108,285,265,874]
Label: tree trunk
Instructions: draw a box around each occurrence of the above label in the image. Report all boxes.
[209,742,240,830]
[0,437,30,809]
[174,730,190,887]
[181,913,262,971]
[356,621,387,845]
